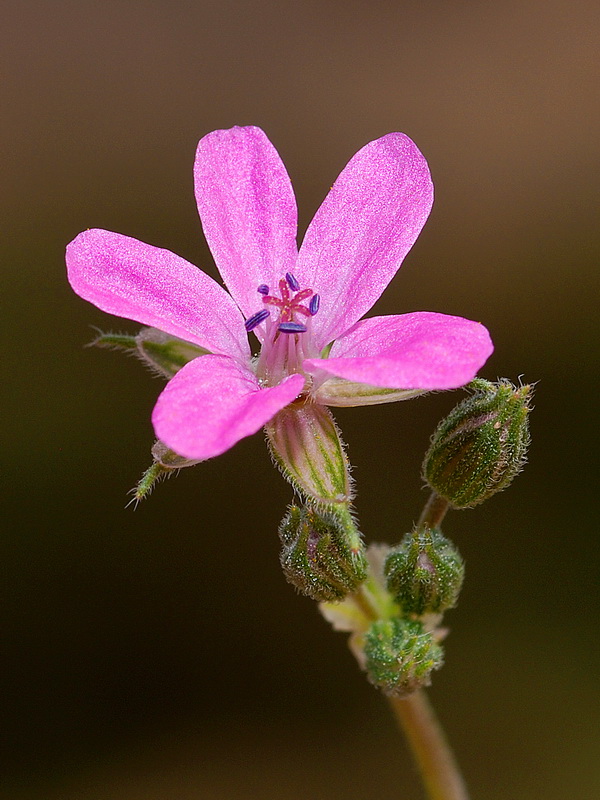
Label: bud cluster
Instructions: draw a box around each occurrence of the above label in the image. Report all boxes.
[317,379,532,698]
[93,323,534,702]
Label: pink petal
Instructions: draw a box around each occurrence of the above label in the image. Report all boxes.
[296,133,434,349]
[66,229,250,362]
[152,355,305,460]
[194,126,298,322]
[303,312,493,390]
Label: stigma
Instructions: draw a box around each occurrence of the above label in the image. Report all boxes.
[244,273,320,335]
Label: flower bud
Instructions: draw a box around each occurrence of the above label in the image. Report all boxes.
[384,527,464,615]
[423,379,532,508]
[364,618,444,696]
[279,504,367,602]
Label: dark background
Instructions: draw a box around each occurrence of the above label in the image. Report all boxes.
[3,1,599,797]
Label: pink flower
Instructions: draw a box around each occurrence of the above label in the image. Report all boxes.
[66,126,492,468]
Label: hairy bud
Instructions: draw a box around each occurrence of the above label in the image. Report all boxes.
[364,618,444,696]
[423,379,532,508]
[384,527,464,615]
[279,504,367,602]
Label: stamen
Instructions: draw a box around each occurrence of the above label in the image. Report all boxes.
[245,309,270,331]
[279,321,307,334]
[309,294,320,316]
[257,284,269,295]
[286,272,300,291]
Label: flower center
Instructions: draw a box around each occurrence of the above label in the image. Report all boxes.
[247,273,321,387]
[245,273,320,334]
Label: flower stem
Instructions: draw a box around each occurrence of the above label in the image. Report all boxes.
[388,690,470,800]
[418,491,450,529]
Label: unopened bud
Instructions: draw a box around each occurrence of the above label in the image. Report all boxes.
[384,527,464,615]
[423,379,532,508]
[279,504,367,602]
[364,618,444,696]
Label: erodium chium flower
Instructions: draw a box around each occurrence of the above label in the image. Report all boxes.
[66,126,493,502]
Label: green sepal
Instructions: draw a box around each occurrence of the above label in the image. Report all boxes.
[279,503,367,602]
[135,327,210,377]
[132,441,203,503]
[384,527,464,615]
[90,331,138,350]
[133,461,172,503]
[265,401,352,505]
[364,618,444,697]
[423,378,532,508]
[90,327,209,378]
[313,377,426,407]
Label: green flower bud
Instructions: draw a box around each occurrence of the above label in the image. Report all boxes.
[423,379,532,508]
[364,618,444,696]
[279,504,367,602]
[384,527,464,615]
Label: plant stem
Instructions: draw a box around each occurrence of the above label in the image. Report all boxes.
[418,491,450,529]
[388,690,470,800]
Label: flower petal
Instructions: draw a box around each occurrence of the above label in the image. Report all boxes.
[304,312,493,390]
[194,126,298,321]
[297,133,433,349]
[152,355,305,460]
[66,229,250,362]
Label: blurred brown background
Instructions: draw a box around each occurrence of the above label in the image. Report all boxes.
[2,0,599,797]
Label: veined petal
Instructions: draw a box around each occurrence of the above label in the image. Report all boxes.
[66,229,250,362]
[304,312,493,390]
[152,355,305,460]
[297,133,433,349]
[194,126,298,321]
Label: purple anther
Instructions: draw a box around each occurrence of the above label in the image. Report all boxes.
[285,272,300,292]
[278,321,307,334]
[309,293,320,316]
[257,284,269,295]
[245,309,270,332]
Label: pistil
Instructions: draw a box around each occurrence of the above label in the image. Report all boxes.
[248,273,322,386]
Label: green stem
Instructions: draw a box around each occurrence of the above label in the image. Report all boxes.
[418,491,450,529]
[351,583,381,621]
[388,690,470,800]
